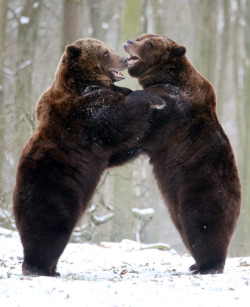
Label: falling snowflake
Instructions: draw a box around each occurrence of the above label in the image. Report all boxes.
[20,16,30,24]
[102,23,109,30]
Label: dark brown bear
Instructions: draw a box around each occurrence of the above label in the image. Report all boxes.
[119,33,241,274]
[13,38,161,276]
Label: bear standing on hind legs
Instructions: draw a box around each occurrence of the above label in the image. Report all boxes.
[13,38,162,277]
[120,33,241,274]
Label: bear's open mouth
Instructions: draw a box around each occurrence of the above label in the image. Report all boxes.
[110,70,125,81]
[127,55,140,65]
[124,44,140,65]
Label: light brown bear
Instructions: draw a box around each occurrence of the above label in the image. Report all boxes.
[111,33,241,274]
[13,38,162,276]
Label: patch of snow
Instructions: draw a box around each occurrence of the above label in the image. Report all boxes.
[33,2,39,9]
[90,212,113,224]
[132,208,155,218]
[113,13,120,20]
[20,16,30,25]
[102,23,109,30]
[88,27,93,35]
[150,103,166,110]
[15,7,23,15]
[0,234,250,306]
[239,18,247,27]
[3,67,16,76]
[4,152,14,166]
[7,10,14,19]
[45,1,52,8]
[0,227,14,236]
[18,60,32,70]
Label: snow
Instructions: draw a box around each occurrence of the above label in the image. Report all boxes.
[0,232,250,306]
[102,23,109,30]
[33,2,40,9]
[132,208,155,218]
[18,60,32,70]
[88,27,93,35]
[20,16,30,25]
[15,7,23,15]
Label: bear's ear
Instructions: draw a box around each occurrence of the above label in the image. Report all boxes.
[173,45,186,58]
[66,44,81,58]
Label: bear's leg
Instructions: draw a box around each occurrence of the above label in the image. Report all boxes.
[20,223,74,276]
[180,212,228,275]
[51,261,60,277]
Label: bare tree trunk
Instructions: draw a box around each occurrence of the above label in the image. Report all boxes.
[108,0,126,52]
[15,0,43,155]
[87,0,104,40]
[111,166,135,242]
[151,0,164,34]
[193,0,218,84]
[141,0,149,33]
[0,0,8,192]
[0,0,8,98]
[121,0,143,91]
[229,0,250,256]
[232,0,244,172]
[239,0,250,256]
[122,0,143,42]
[62,0,84,50]
[216,0,231,119]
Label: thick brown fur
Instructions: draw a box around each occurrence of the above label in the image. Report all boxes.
[112,33,241,274]
[13,38,162,276]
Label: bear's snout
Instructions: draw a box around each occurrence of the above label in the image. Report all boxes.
[122,57,128,64]
[127,40,134,45]
[124,40,135,53]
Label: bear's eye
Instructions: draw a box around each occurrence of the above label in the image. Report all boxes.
[104,50,109,57]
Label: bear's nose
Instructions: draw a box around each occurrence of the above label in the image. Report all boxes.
[122,57,128,64]
[127,40,134,45]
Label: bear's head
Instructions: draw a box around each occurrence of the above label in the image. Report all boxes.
[124,33,186,88]
[56,38,128,93]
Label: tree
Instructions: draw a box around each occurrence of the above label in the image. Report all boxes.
[192,0,218,84]
[62,0,84,50]
[122,0,143,42]
[216,0,231,119]
[0,0,9,194]
[14,0,43,156]
[234,0,250,256]
[110,0,144,242]
[151,0,165,34]
[87,0,104,40]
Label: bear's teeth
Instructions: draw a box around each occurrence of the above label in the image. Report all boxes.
[111,70,125,79]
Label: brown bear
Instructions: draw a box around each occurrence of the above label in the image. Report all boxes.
[13,38,162,276]
[111,33,241,274]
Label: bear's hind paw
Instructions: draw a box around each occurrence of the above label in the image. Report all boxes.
[22,262,60,277]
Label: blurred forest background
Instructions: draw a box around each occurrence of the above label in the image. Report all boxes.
[0,0,250,256]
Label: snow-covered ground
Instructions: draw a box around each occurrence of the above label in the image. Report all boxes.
[0,231,250,307]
